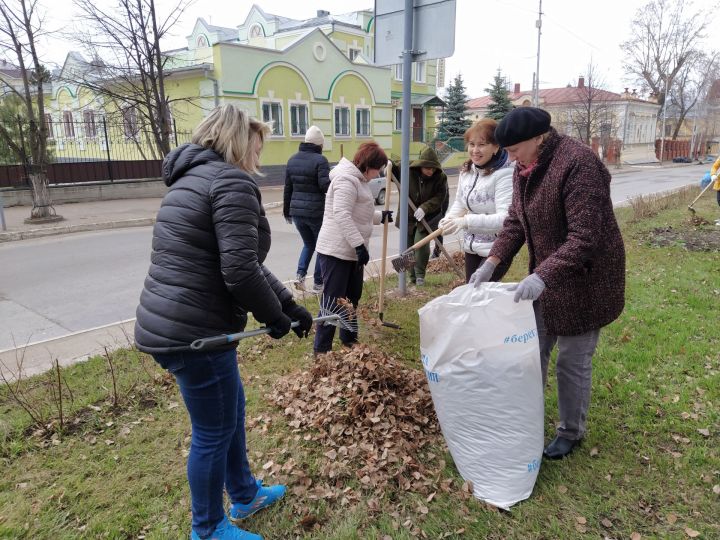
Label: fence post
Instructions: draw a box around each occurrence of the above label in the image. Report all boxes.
[173,118,178,147]
[102,117,114,182]
[0,191,6,231]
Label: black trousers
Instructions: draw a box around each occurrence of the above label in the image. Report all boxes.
[464,252,510,283]
[314,253,363,353]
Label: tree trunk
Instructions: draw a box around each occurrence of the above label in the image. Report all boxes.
[27,172,61,221]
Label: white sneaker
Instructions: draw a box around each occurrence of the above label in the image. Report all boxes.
[416,277,425,286]
[294,275,306,291]
[311,283,324,294]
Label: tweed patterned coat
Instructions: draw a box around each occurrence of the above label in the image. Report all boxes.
[490,129,625,336]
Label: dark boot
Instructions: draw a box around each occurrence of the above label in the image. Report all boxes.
[543,436,582,459]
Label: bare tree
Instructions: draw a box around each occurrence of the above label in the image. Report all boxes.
[0,0,60,221]
[668,51,718,140]
[621,0,715,107]
[64,0,193,159]
[566,61,615,145]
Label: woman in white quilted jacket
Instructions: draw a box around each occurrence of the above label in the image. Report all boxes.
[439,118,514,281]
[314,142,393,354]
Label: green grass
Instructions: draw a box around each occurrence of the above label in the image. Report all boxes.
[1,192,718,539]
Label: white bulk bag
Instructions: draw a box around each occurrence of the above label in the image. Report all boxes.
[418,282,544,509]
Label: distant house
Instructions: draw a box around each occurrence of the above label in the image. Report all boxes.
[0,59,24,95]
[467,77,661,164]
[42,4,447,170]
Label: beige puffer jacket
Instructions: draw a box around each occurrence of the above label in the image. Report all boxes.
[316,157,382,261]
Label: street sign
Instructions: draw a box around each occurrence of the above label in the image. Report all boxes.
[373,0,456,66]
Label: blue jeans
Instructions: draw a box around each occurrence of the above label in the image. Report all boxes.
[293,216,322,285]
[153,349,258,537]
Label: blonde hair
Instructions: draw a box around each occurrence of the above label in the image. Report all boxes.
[191,103,271,174]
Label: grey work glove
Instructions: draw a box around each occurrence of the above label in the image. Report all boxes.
[508,273,546,302]
[469,259,497,288]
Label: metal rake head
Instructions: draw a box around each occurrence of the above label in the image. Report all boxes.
[391,250,416,273]
[318,295,359,333]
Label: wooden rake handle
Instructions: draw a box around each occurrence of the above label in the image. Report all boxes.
[378,161,393,316]
[404,227,444,253]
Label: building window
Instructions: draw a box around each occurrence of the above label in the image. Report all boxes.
[262,102,283,135]
[44,114,54,139]
[414,61,425,83]
[335,106,350,136]
[197,35,208,48]
[289,103,308,136]
[348,47,361,61]
[393,64,403,81]
[83,110,97,138]
[62,111,75,138]
[249,24,262,38]
[122,106,139,139]
[394,109,402,131]
[356,108,370,136]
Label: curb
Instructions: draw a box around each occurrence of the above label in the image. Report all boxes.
[0,201,285,243]
[0,218,156,243]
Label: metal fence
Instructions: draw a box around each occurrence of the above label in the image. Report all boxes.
[0,118,192,188]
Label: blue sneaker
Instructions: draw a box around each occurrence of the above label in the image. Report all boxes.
[190,516,262,540]
[230,480,286,521]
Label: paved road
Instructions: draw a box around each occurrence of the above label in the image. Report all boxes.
[0,165,701,352]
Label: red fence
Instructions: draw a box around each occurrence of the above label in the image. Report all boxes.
[0,160,162,188]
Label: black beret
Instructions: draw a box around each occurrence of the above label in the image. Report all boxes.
[494,107,552,147]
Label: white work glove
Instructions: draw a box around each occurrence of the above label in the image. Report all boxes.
[712,174,718,182]
[469,259,497,288]
[438,216,467,235]
[414,207,426,221]
[508,273,546,302]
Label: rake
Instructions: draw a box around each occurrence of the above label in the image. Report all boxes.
[390,228,444,273]
[190,299,358,351]
[688,178,716,214]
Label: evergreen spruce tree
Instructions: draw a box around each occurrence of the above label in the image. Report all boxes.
[485,71,514,120]
[438,73,470,137]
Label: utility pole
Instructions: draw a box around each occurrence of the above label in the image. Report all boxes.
[659,77,669,162]
[533,0,543,107]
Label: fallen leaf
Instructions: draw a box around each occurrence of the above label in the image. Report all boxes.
[631,533,642,540]
[601,518,613,528]
[684,527,700,538]
[712,485,720,495]
[576,516,587,524]
[590,447,599,457]
[697,428,710,437]
[668,513,678,524]
[558,485,568,494]
[575,523,587,533]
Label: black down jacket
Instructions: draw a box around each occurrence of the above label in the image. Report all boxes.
[134,143,294,354]
[283,142,331,220]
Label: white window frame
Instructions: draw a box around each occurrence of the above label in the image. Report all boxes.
[289,101,309,137]
[414,61,426,83]
[355,106,371,137]
[83,109,97,138]
[348,47,362,62]
[62,110,75,138]
[261,100,284,136]
[122,106,139,140]
[393,64,403,81]
[44,113,54,140]
[334,105,351,137]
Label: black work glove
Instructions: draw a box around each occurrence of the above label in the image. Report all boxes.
[285,303,313,338]
[381,210,393,224]
[267,312,292,339]
[355,244,370,267]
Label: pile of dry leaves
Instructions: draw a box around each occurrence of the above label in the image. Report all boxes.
[269,344,446,500]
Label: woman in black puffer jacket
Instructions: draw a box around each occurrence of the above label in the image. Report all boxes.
[135,104,312,540]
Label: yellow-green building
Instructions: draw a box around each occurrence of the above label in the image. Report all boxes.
[45,4,447,167]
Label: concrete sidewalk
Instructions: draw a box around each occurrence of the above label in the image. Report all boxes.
[0,184,287,242]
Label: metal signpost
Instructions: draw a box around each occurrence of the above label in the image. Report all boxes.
[374,0,456,295]
[0,192,6,231]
